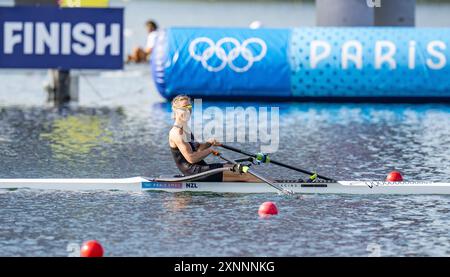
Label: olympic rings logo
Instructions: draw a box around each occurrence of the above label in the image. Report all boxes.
[188,37,267,73]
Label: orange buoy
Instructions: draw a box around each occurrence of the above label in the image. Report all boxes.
[386,171,403,182]
[80,240,104,257]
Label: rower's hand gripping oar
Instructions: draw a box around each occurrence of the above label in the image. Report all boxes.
[211,151,295,196]
[219,144,335,182]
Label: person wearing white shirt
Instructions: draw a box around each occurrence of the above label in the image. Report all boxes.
[127,20,159,63]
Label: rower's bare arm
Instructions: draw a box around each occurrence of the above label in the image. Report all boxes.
[197,138,220,151]
[145,48,153,57]
[197,142,212,151]
[171,132,212,164]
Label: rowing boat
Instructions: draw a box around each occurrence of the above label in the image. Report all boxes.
[1,145,448,195]
[1,177,450,195]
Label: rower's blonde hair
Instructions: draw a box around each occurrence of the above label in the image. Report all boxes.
[171,94,191,119]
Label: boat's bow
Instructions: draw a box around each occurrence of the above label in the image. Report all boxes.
[0,177,147,192]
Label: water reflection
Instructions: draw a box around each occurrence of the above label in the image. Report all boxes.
[40,115,113,161]
[162,194,192,212]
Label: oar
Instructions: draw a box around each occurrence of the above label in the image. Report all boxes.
[219,144,335,182]
[212,151,295,196]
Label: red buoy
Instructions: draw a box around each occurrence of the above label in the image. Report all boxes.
[80,240,104,257]
[386,171,403,182]
[258,202,278,218]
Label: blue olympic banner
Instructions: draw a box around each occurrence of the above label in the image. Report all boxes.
[152,28,291,99]
[0,6,123,69]
[152,27,450,100]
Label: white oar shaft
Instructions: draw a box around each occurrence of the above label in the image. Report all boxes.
[246,169,289,194]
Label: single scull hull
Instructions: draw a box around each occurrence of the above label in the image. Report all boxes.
[1,178,450,195]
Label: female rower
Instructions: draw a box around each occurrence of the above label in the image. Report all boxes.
[168,95,259,182]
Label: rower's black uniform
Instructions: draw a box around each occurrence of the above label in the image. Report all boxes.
[170,131,224,182]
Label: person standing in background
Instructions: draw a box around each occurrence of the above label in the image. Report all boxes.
[126,20,159,63]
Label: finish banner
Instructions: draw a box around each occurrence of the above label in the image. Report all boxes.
[0,6,123,69]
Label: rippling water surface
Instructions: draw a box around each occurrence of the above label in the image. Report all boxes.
[1,89,450,256]
[1,0,450,257]
[2,191,450,256]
